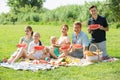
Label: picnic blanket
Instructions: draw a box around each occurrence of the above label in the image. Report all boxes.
[67,57,119,66]
[0,57,119,71]
[0,61,56,71]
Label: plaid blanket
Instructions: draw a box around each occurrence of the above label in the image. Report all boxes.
[0,57,118,71]
[0,61,56,71]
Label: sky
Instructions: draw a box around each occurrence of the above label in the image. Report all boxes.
[0,0,10,14]
[0,0,103,14]
[43,0,102,9]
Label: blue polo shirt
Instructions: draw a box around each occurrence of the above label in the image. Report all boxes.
[70,31,89,58]
[88,15,108,43]
[72,31,89,47]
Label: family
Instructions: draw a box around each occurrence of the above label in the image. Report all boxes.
[7,5,109,63]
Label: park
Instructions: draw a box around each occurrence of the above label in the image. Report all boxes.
[0,0,120,80]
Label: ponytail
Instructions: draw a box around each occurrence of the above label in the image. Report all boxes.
[31,31,34,36]
[39,40,42,46]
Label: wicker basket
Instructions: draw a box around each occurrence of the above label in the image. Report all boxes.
[85,44,103,62]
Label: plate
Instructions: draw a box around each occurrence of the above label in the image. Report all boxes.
[34,46,44,50]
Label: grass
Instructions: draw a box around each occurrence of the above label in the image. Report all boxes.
[0,25,120,80]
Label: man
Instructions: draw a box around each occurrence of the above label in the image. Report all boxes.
[69,21,89,58]
[88,5,109,59]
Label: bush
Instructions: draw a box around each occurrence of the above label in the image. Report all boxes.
[0,0,119,25]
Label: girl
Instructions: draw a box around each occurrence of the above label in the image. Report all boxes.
[27,32,50,60]
[8,26,33,63]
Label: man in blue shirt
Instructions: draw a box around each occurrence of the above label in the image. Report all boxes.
[69,21,90,58]
[88,5,109,59]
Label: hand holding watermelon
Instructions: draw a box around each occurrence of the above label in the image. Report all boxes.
[17,43,27,48]
[60,45,70,50]
[89,24,100,30]
[72,44,82,49]
[34,46,44,50]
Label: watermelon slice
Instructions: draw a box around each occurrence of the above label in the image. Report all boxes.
[33,60,39,64]
[89,24,100,30]
[60,45,70,50]
[39,60,48,64]
[17,43,27,48]
[72,44,82,49]
[34,46,44,50]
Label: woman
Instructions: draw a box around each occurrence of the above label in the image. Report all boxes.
[57,24,70,46]
[49,24,71,58]
[8,26,33,63]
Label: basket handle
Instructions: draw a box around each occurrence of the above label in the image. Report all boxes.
[89,44,101,61]
[89,44,99,51]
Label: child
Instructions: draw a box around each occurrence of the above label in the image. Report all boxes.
[27,32,50,60]
[49,36,60,58]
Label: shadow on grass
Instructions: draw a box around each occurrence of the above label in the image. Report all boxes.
[115,57,120,59]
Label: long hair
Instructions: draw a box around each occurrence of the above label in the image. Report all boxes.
[25,26,33,36]
[39,40,42,46]
[61,24,69,30]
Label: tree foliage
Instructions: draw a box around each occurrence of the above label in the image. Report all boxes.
[7,0,45,13]
[0,0,119,26]
[108,0,120,22]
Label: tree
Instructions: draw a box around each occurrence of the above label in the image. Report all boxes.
[7,0,45,13]
[108,0,120,22]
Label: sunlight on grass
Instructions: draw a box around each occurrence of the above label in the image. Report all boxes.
[0,25,120,80]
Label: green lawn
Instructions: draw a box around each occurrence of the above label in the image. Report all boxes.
[0,25,120,80]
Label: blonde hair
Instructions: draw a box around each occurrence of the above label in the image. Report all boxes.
[33,32,42,45]
[50,36,56,40]
[33,32,40,37]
